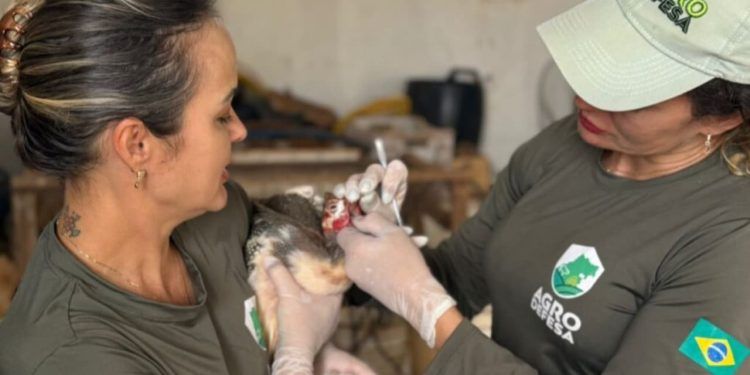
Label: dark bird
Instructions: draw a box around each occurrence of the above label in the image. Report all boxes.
[244,190,359,353]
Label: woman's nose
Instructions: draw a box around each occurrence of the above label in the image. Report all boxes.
[230,111,247,143]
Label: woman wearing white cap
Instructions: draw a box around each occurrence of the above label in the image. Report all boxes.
[336,0,750,373]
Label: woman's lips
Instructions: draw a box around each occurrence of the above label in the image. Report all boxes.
[221,168,229,182]
[579,113,605,135]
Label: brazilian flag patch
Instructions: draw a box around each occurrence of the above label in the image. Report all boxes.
[679,318,750,375]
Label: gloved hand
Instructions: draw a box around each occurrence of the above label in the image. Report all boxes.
[333,161,428,248]
[265,257,343,374]
[314,342,377,375]
[336,213,456,348]
[333,160,408,221]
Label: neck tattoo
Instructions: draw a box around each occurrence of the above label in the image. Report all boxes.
[57,206,140,289]
[59,206,81,238]
[56,206,194,304]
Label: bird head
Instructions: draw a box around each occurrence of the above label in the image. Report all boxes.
[321,193,362,236]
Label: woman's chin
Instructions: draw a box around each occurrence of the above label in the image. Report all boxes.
[205,185,229,212]
[577,126,610,150]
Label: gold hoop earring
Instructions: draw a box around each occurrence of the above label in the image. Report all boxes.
[704,134,712,153]
[134,170,147,189]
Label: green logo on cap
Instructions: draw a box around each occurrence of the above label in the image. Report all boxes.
[679,318,749,375]
[653,0,708,34]
[678,0,708,18]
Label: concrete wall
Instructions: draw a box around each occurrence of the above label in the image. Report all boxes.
[0,0,580,174]
[216,0,579,170]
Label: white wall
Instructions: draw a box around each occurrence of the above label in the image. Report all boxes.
[0,0,581,174]
[217,0,579,170]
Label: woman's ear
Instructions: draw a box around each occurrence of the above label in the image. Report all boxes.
[111,118,153,170]
[701,112,744,137]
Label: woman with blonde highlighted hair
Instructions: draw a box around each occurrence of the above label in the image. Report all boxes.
[0,1,358,374]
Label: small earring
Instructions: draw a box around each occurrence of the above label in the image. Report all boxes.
[134,170,147,189]
[704,134,712,153]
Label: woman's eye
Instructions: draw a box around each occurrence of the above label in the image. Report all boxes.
[218,115,232,125]
[218,109,237,125]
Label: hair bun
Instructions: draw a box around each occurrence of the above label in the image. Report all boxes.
[0,1,43,115]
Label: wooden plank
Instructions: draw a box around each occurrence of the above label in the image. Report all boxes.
[231,147,362,165]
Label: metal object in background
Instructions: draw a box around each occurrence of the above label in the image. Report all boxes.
[407,68,484,149]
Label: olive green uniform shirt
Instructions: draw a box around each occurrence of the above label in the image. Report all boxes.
[424,115,750,374]
[0,182,269,374]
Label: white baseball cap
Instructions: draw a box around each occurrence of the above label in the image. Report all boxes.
[537,0,750,111]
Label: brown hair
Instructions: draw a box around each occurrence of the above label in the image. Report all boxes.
[687,78,750,176]
[0,0,217,179]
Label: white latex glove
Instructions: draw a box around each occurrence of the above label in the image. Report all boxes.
[314,342,377,375]
[333,161,428,248]
[333,160,407,220]
[265,257,343,375]
[336,213,456,348]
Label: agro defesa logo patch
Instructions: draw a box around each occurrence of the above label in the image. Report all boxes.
[679,319,749,375]
[551,244,605,299]
[652,0,709,34]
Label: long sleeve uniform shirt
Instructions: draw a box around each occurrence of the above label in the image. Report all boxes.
[424,115,750,374]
